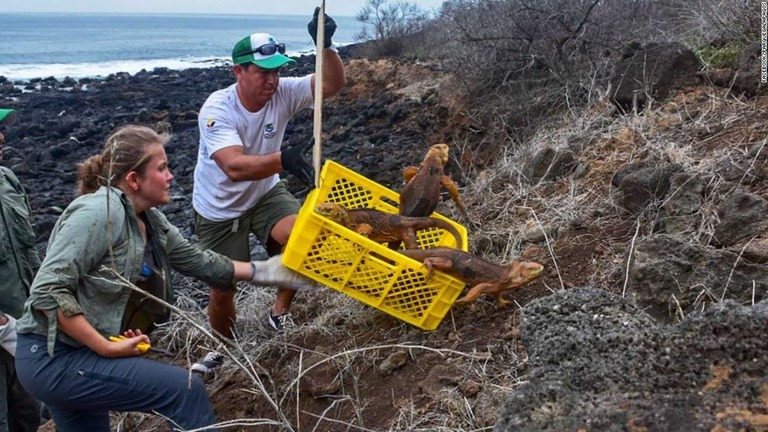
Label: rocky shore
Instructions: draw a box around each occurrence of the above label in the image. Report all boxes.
[0,46,449,252]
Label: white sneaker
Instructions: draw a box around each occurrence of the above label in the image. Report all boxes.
[268,309,296,334]
[190,351,224,374]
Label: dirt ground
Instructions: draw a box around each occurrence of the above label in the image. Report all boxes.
[196,230,614,431]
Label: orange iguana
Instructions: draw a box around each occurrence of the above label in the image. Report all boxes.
[315,202,462,250]
[399,143,468,219]
[399,247,544,306]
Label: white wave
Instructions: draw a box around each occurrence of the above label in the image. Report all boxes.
[0,56,231,82]
[0,44,357,82]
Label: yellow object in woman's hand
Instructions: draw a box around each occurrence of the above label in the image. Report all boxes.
[109,335,174,357]
[109,335,150,353]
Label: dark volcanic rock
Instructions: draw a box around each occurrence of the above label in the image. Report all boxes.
[610,42,703,113]
[733,42,766,96]
[613,163,683,214]
[712,189,768,247]
[0,48,444,262]
[626,234,768,321]
[524,146,577,184]
[495,288,768,432]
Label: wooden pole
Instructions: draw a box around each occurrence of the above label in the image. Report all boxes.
[312,0,326,188]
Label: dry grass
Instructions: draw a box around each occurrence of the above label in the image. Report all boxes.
[108,276,529,431]
[455,81,768,314]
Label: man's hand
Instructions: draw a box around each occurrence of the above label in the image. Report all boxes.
[307,6,337,49]
[280,140,315,187]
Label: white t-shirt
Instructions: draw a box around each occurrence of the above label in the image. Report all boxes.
[193,76,313,221]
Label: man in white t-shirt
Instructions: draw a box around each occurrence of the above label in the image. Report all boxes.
[191,8,345,361]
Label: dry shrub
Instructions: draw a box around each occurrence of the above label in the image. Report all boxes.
[422,0,667,146]
[412,0,756,170]
[355,0,432,58]
[460,80,768,299]
[669,0,760,45]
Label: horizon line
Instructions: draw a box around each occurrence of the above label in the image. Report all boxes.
[0,11,358,18]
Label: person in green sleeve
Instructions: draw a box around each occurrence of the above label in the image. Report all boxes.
[0,108,41,432]
[13,125,312,432]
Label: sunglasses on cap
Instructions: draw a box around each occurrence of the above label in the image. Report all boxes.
[236,42,286,58]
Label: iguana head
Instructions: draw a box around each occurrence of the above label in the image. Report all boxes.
[315,202,351,226]
[506,261,544,287]
[428,143,450,166]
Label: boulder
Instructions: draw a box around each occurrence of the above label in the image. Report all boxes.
[712,189,768,247]
[625,234,768,320]
[613,163,683,214]
[657,172,708,236]
[495,288,768,431]
[732,42,766,96]
[523,146,577,184]
[610,42,703,113]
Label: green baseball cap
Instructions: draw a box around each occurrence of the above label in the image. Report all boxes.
[232,33,296,69]
[0,109,16,126]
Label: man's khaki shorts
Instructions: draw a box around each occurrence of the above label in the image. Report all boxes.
[194,181,300,266]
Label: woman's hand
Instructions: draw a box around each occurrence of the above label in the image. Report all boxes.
[56,310,151,358]
[101,329,151,358]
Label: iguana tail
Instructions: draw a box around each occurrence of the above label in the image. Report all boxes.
[413,217,463,248]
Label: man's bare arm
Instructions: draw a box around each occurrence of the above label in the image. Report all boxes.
[212,146,283,182]
[311,48,346,99]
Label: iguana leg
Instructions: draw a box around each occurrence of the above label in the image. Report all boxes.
[440,175,468,218]
[454,282,498,305]
[403,166,418,182]
[421,257,452,279]
[387,241,402,251]
[403,230,420,249]
[355,224,373,237]
[493,293,510,308]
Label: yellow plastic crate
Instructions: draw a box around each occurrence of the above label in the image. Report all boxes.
[282,160,469,330]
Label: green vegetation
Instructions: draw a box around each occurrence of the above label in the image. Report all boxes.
[694,44,741,69]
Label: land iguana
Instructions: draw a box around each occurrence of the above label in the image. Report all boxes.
[315,202,463,250]
[399,247,544,306]
[399,143,469,219]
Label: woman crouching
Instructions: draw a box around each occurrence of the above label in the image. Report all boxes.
[14,125,311,431]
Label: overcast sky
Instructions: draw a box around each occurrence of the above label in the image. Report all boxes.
[0,0,446,17]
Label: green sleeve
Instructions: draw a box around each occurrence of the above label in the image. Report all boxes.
[2,169,40,271]
[30,194,126,317]
[151,210,234,287]
[17,178,41,272]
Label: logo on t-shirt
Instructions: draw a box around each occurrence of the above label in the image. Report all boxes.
[206,118,217,129]
[263,123,277,140]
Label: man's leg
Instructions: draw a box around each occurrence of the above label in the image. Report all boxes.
[269,215,298,314]
[45,406,110,432]
[194,211,252,340]
[208,289,237,339]
[250,181,302,332]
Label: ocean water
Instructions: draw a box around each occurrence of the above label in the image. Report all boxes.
[0,13,360,81]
